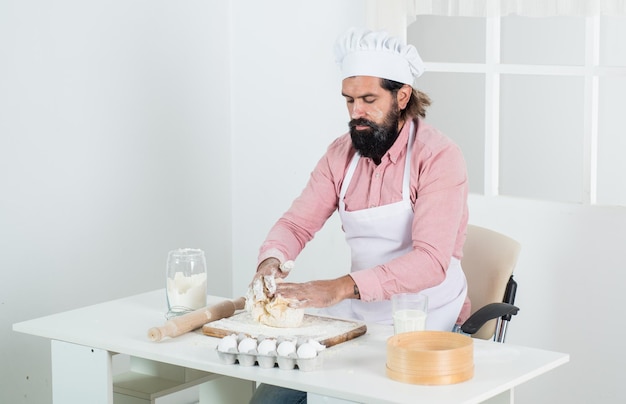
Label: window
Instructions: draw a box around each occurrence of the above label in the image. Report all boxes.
[408,14,626,206]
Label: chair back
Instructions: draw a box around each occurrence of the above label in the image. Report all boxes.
[461,225,521,340]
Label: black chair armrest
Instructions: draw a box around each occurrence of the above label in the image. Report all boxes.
[460,302,519,335]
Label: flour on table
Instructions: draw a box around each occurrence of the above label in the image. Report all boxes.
[208,311,360,341]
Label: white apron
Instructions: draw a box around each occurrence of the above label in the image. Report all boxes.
[321,121,468,331]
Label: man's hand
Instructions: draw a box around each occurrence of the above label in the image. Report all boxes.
[250,258,293,300]
[255,257,282,278]
[274,275,359,309]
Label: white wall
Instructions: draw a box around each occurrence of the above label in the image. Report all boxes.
[1,0,363,403]
[2,1,622,403]
[229,0,363,295]
[1,1,232,402]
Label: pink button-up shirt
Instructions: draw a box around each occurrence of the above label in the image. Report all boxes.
[258,117,470,322]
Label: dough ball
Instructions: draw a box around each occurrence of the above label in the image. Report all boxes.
[246,272,304,328]
[259,295,304,328]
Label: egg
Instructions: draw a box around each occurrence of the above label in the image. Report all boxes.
[257,338,277,355]
[237,337,258,353]
[296,342,317,359]
[276,340,296,357]
[307,339,326,352]
[217,335,238,352]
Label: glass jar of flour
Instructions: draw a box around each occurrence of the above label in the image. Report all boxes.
[166,248,207,317]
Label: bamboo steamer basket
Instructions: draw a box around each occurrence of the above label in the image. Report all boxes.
[386,331,474,385]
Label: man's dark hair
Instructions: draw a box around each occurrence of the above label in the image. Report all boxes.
[380,78,431,119]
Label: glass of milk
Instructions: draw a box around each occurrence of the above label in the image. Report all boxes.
[392,293,428,334]
[166,248,207,317]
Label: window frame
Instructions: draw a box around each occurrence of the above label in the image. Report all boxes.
[416,15,626,206]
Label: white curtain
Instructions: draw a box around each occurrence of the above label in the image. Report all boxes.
[409,0,626,17]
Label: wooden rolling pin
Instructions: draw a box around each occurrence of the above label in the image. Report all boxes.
[148,297,246,342]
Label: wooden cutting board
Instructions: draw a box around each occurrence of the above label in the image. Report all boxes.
[202,311,367,348]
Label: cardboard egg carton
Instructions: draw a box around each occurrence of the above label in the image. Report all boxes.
[215,334,325,371]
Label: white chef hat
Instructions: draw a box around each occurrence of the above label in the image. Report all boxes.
[334,27,425,87]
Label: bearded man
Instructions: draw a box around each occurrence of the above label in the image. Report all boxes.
[249,27,470,404]
[249,28,470,403]
[251,26,470,327]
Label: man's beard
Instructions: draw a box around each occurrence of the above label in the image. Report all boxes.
[349,106,401,165]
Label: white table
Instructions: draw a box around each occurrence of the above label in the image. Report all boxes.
[13,290,569,404]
